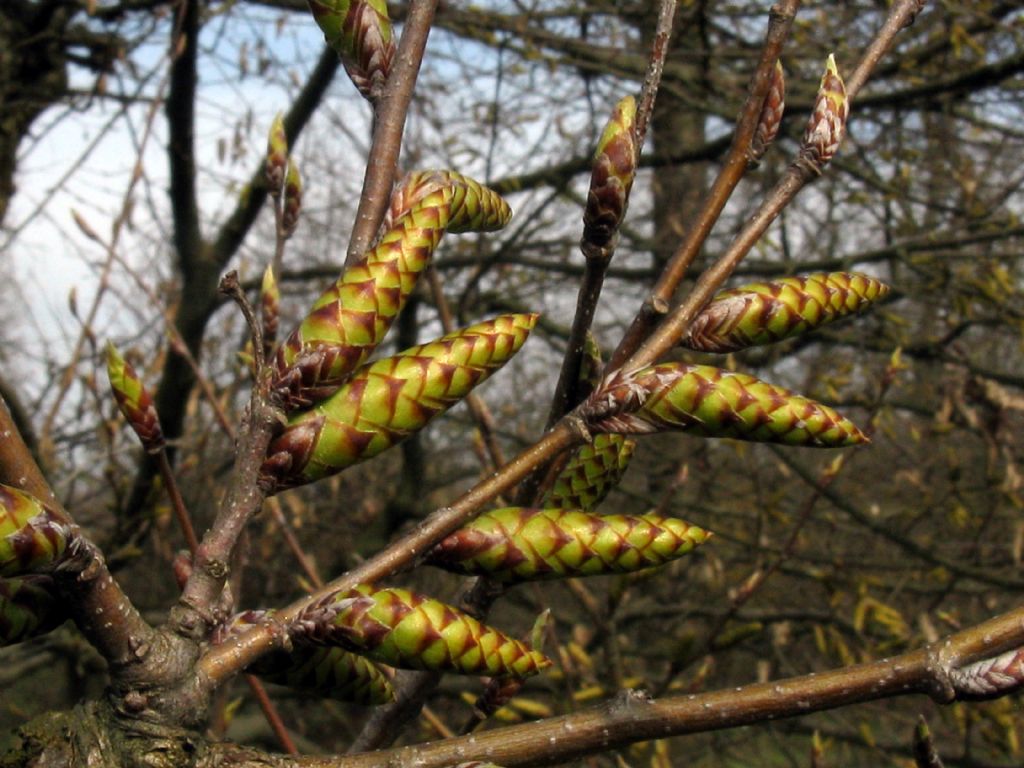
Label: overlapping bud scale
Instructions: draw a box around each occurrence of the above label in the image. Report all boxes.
[427,507,710,582]
[799,54,848,171]
[684,272,890,353]
[582,95,637,249]
[252,645,395,706]
[262,314,537,492]
[749,60,785,165]
[0,484,71,577]
[1,576,62,646]
[106,342,165,454]
[544,434,635,512]
[265,113,288,196]
[588,363,866,447]
[273,170,512,407]
[308,0,394,101]
[310,585,550,678]
[282,159,303,239]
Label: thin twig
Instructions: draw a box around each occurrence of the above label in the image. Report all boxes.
[157,449,200,555]
[345,0,440,265]
[607,0,800,371]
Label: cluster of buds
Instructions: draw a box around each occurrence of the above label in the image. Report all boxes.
[582,95,637,253]
[426,507,710,582]
[273,170,512,408]
[683,272,890,353]
[106,342,165,454]
[543,434,635,512]
[307,0,395,103]
[1,484,73,577]
[251,645,395,706]
[798,54,849,173]
[298,584,551,678]
[261,314,537,492]
[0,575,62,646]
[584,363,867,447]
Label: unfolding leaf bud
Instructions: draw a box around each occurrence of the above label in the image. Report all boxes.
[582,95,637,251]
[266,113,288,196]
[302,584,551,677]
[261,265,280,350]
[273,170,512,408]
[0,485,72,577]
[308,0,395,102]
[251,645,395,705]
[282,158,302,239]
[544,434,635,511]
[262,314,537,492]
[683,272,890,353]
[0,575,63,646]
[798,54,848,172]
[749,60,785,165]
[427,507,710,582]
[106,341,165,454]
[586,363,867,447]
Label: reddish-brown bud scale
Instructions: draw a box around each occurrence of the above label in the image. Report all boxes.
[106,342,165,454]
[265,113,288,196]
[302,585,551,678]
[683,272,890,353]
[799,54,848,172]
[282,159,302,238]
[582,95,637,250]
[749,60,785,165]
[307,0,395,102]
[427,507,710,582]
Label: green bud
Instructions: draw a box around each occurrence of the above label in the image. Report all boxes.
[274,170,512,407]
[0,484,72,577]
[583,95,637,250]
[266,113,288,196]
[106,342,165,454]
[262,314,537,492]
[587,363,867,447]
[307,585,551,678]
[307,0,394,102]
[544,434,635,511]
[427,507,710,582]
[252,645,395,706]
[684,272,889,353]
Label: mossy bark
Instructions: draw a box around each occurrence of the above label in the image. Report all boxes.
[1,701,288,768]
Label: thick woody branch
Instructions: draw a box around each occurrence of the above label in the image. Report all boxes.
[296,604,1024,768]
